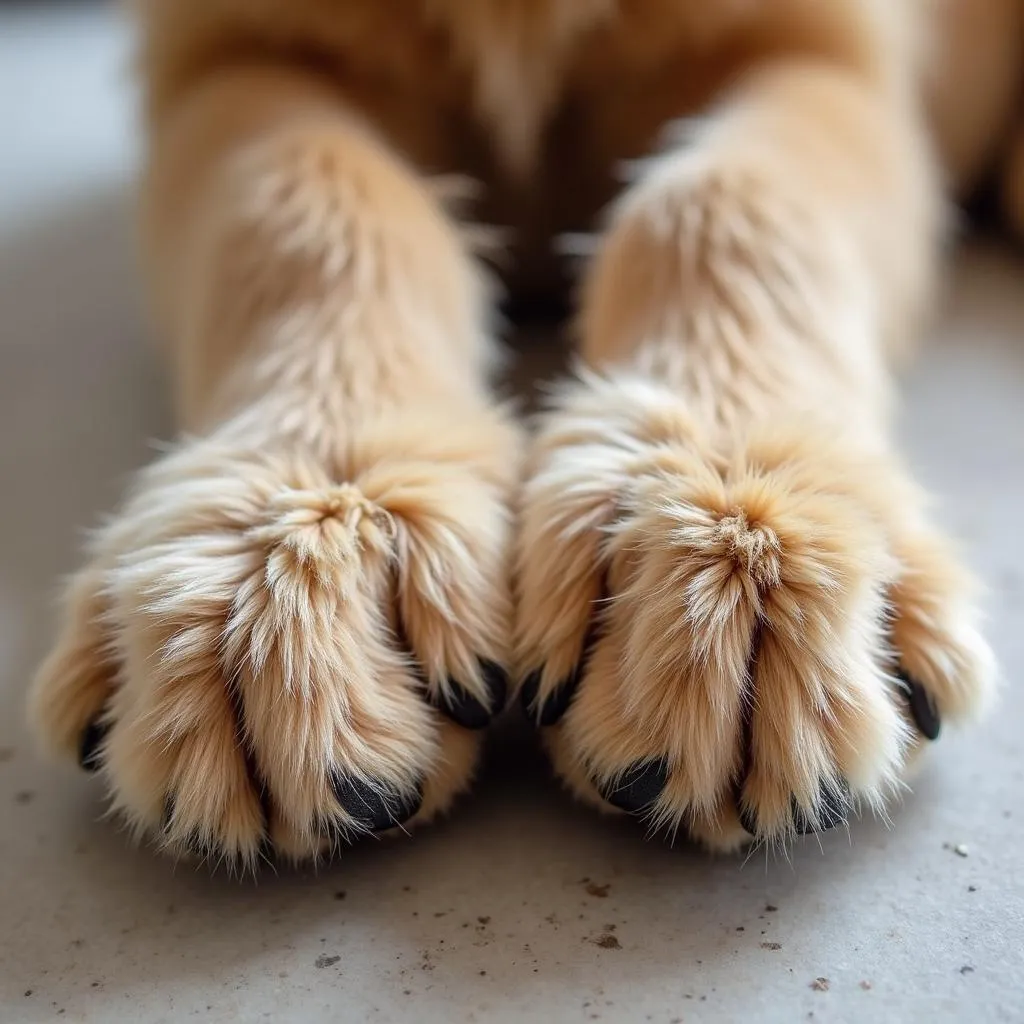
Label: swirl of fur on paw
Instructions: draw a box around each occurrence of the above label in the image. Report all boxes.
[600,433,908,838]
[251,482,397,595]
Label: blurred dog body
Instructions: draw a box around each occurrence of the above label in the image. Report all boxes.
[136,0,1024,307]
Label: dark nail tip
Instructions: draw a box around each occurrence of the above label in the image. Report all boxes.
[900,671,941,741]
[738,804,759,837]
[519,666,581,726]
[78,718,110,773]
[480,659,509,714]
[331,773,423,832]
[432,662,509,730]
[792,780,850,836]
[597,758,670,814]
[521,606,604,727]
[434,684,491,730]
[519,668,542,714]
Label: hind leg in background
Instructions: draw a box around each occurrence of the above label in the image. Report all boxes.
[516,31,996,850]
[28,64,521,865]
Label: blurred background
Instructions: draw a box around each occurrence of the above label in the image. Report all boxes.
[0,3,1021,1022]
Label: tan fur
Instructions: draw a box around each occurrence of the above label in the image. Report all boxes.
[29,0,1015,861]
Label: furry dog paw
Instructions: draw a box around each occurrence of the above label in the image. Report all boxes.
[515,371,995,851]
[30,412,517,867]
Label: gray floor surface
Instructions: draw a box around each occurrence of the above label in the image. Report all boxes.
[1,6,1021,1022]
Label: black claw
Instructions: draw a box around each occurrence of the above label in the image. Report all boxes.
[597,759,670,814]
[738,804,759,837]
[899,670,941,741]
[331,773,423,832]
[433,660,508,729]
[519,666,583,726]
[78,718,110,773]
[792,780,851,836]
[481,659,509,715]
[521,598,607,727]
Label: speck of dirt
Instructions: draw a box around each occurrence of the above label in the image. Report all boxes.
[23,991,32,998]
[592,933,621,950]
[334,891,346,901]
[968,885,978,892]
[761,942,782,951]
[314,955,340,969]
[960,965,975,975]
[479,971,487,976]
[434,912,447,918]
[811,977,830,992]
[90,982,101,988]
[944,842,970,858]
[402,885,411,892]
[477,916,491,926]
[736,926,745,932]
[14,790,34,805]
[860,981,872,990]
[585,882,610,898]
[403,990,411,996]
[765,904,778,913]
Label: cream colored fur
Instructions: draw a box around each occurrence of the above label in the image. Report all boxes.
[29,0,1018,863]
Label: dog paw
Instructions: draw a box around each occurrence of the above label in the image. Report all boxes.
[30,409,518,867]
[515,371,995,850]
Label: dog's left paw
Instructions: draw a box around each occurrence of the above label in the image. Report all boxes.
[515,371,995,850]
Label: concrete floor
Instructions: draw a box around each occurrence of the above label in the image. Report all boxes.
[1,6,1022,1022]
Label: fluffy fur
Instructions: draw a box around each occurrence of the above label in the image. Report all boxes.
[29,0,1017,862]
